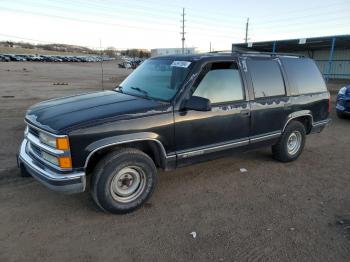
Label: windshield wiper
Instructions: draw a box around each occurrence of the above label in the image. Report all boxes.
[115,85,124,93]
[130,86,150,98]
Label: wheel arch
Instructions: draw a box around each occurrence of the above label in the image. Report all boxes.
[283,111,314,134]
[84,133,169,174]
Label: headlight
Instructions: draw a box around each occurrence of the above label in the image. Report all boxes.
[338,87,347,95]
[42,151,59,166]
[39,132,70,150]
[39,132,57,148]
[41,151,72,169]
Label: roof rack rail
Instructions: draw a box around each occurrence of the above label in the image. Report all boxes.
[233,50,304,58]
[208,50,232,54]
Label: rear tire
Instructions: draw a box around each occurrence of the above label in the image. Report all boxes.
[272,121,306,162]
[91,148,157,214]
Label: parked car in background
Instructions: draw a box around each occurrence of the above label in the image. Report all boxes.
[336,85,350,118]
[118,61,132,69]
[0,54,10,62]
[0,53,112,63]
[18,52,330,214]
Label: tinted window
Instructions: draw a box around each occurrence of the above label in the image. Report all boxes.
[193,62,244,103]
[281,58,327,94]
[248,59,285,98]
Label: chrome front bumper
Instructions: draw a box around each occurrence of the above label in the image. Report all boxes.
[18,139,86,194]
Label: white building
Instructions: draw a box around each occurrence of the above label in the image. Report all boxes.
[151,48,196,57]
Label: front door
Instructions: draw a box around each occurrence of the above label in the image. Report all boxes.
[174,60,250,160]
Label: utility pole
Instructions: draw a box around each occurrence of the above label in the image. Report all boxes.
[244,17,249,43]
[181,8,186,54]
[210,42,212,52]
[99,39,104,91]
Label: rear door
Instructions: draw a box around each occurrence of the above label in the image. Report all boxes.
[245,57,292,141]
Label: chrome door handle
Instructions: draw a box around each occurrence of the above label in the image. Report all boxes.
[284,103,292,109]
[240,109,250,116]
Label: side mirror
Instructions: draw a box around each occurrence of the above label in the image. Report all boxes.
[185,96,211,111]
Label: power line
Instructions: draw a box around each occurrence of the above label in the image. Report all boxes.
[1,0,349,48]
[14,0,246,33]
[251,16,350,31]
[252,0,350,20]
[23,0,247,31]
[254,8,350,26]
[0,8,242,42]
[0,7,180,33]
[7,0,349,36]
[5,0,350,29]
[90,0,349,24]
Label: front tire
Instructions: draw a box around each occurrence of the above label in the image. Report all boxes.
[19,164,32,177]
[272,121,306,162]
[91,148,157,214]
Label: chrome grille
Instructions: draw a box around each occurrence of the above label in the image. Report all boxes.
[28,126,39,137]
[24,123,72,171]
[29,142,42,157]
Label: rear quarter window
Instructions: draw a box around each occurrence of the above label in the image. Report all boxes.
[281,58,327,95]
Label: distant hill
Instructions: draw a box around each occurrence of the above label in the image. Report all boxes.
[0,41,151,57]
[0,41,98,55]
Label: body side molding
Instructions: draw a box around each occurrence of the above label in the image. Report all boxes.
[250,131,282,143]
[177,138,249,159]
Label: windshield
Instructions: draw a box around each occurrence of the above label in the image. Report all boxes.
[117,59,193,101]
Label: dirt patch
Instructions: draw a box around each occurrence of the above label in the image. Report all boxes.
[0,62,350,262]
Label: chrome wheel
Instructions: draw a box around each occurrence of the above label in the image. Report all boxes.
[110,166,146,203]
[287,131,302,155]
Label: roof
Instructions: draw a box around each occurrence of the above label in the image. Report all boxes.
[151,47,196,51]
[232,35,350,53]
[150,51,302,61]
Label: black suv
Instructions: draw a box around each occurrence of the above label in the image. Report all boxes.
[18,52,331,213]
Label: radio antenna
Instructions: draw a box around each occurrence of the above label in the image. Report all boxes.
[100,39,104,91]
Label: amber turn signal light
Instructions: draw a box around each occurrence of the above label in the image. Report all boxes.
[56,137,70,150]
[58,156,72,169]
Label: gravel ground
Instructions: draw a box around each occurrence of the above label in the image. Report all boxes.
[0,62,349,262]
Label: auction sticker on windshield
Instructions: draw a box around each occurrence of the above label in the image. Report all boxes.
[170,61,191,68]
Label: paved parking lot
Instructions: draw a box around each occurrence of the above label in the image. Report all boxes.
[0,62,349,262]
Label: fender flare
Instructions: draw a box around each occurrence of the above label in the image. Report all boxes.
[282,110,313,132]
[83,132,170,168]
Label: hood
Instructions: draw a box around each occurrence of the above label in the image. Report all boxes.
[26,90,168,133]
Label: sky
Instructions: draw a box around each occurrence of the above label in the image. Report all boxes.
[0,0,349,51]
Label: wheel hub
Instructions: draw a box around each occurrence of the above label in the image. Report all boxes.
[287,131,302,155]
[117,174,134,189]
[110,166,146,203]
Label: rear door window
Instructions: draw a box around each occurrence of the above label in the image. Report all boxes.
[280,57,327,95]
[247,59,286,98]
